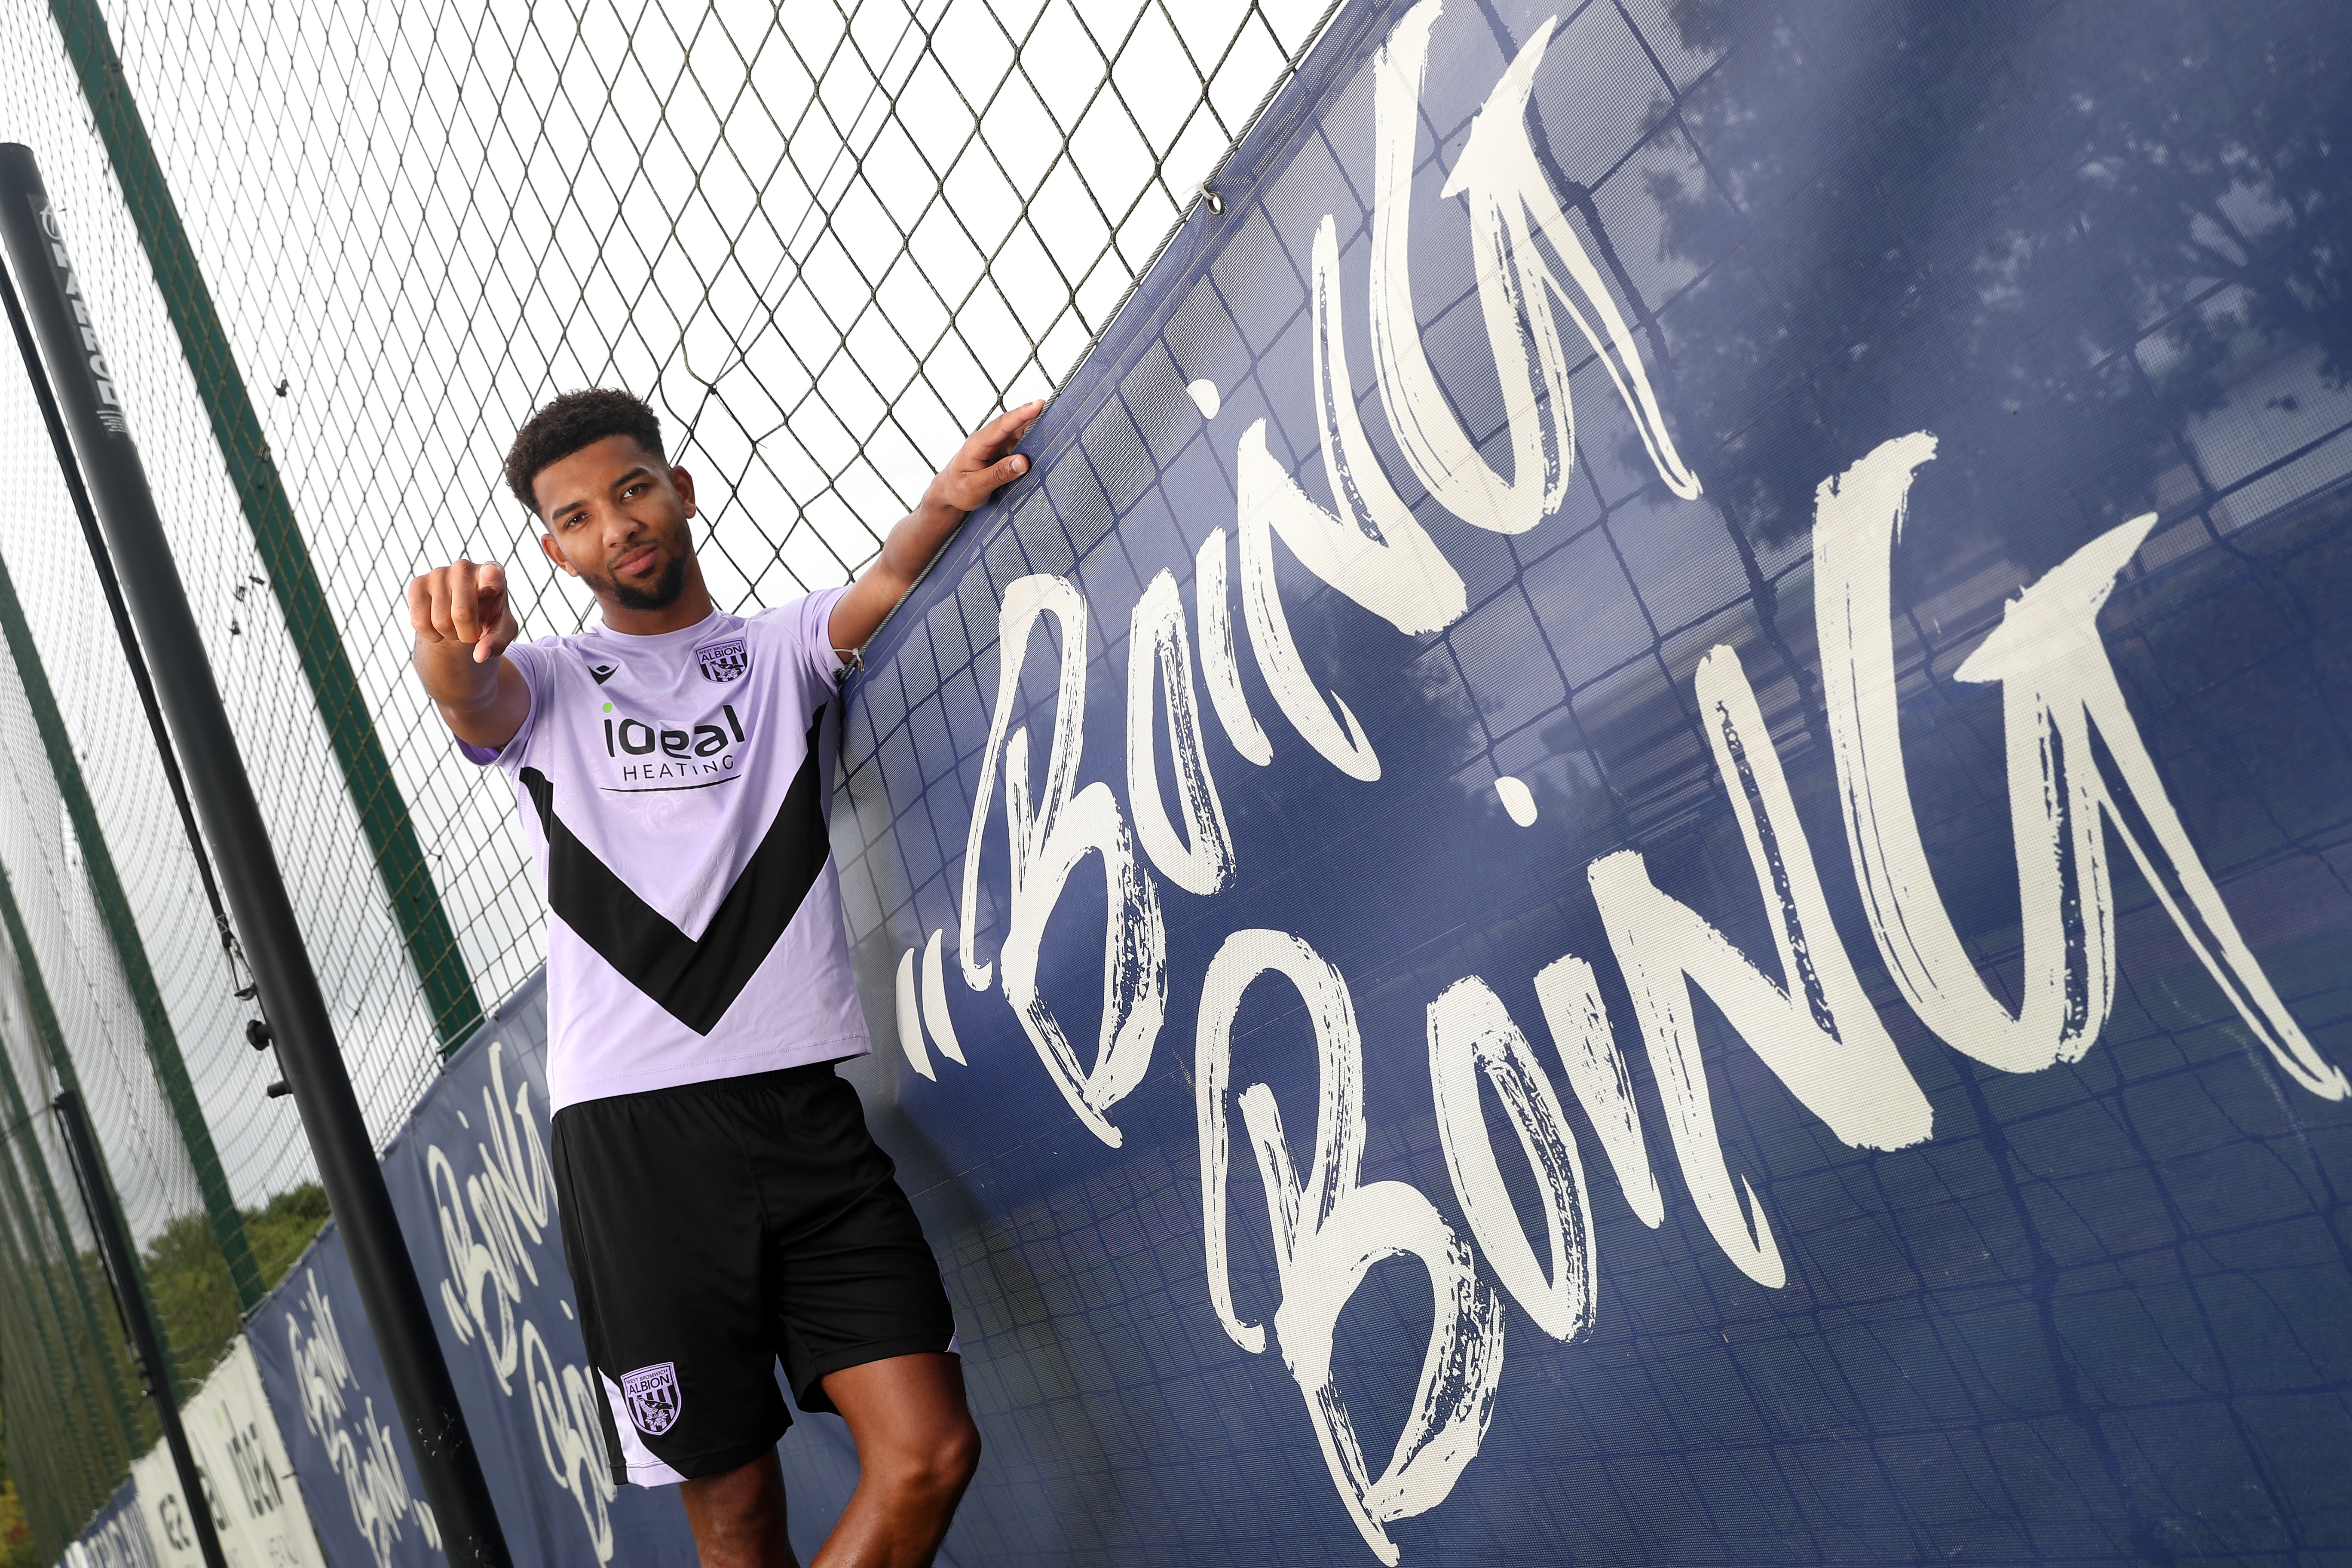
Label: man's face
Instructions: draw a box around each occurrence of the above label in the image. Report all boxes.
[533,434,698,611]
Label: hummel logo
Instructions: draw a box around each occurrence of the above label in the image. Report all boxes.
[591,665,617,684]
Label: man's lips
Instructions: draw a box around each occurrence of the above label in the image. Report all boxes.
[614,545,658,576]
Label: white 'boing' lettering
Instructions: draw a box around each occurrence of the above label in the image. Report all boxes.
[895,945,934,1081]
[285,1272,439,1568]
[1194,527,1272,767]
[1197,929,1504,1566]
[1223,0,1710,787]
[524,1321,615,1556]
[1127,568,1238,895]
[1231,213,1467,781]
[429,1043,615,1559]
[1584,641,1936,1286]
[1819,435,2348,1098]
[1531,953,1663,1228]
[959,574,1169,1146]
[923,926,967,1066]
[1372,2,1702,536]
[929,5,2351,1557]
[1427,976,1596,1341]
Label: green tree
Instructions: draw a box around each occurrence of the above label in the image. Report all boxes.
[139,1183,331,1394]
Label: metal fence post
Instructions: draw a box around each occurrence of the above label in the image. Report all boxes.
[40,0,485,1055]
[0,858,182,1402]
[54,1087,229,1568]
[0,144,514,1568]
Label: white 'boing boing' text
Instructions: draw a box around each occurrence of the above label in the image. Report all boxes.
[912,4,2349,1562]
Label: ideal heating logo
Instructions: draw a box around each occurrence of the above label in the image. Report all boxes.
[600,700,748,786]
[32,197,128,435]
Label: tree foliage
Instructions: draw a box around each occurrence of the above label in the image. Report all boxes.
[139,1183,331,1395]
[1647,0,2352,567]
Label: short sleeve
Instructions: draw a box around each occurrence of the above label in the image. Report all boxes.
[454,639,550,767]
[789,586,852,699]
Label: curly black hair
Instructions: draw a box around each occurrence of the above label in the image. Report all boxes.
[503,388,667,514]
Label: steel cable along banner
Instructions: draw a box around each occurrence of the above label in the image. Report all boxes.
[829,0,2352,1563]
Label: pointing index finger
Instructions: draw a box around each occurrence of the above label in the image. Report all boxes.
[448,556,481,642]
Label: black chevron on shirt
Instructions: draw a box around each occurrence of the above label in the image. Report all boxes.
[520,708,830,1035]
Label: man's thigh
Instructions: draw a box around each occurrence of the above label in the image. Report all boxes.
[820,1353,974,1453]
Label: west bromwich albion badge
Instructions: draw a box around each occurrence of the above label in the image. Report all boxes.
[696,637,749,682]
[620,1362,682,1435]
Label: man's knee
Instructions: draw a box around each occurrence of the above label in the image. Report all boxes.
[681,1451,787,1553]
[879,1415,981,1506]
[941,1416,982,1490]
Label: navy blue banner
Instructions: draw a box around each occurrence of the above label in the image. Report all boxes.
[251,977,694,1568]
[62,1476,155,1568]
[379,972,692,1568]
[383,972,902,1566]
[248,1217,446,1568]
[831,1,2352,1563]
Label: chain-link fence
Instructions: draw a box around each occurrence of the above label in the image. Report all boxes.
[0,0,1341,1556]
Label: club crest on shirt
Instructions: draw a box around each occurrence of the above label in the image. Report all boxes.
[696,637,749,682]
[620,1362,682,1435]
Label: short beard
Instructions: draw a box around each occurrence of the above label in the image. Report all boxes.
[601,551,688,611]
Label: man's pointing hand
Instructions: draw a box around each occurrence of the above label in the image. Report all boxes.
[409,557,519,665]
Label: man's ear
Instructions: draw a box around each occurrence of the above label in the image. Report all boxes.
[671,465,696,519]
[538,531,576,577]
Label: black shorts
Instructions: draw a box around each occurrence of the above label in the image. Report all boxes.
[551,1062,956,1485]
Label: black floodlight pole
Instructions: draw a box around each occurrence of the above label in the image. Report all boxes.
[53,1088,228,1568]
[0,145,514,1567]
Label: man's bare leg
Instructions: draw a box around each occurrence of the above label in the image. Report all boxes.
[683,1450,799,1568]
[679,1353,977,1568]
[809,1352,980,1568]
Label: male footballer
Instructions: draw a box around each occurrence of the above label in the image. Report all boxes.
[409,388,1038,1568]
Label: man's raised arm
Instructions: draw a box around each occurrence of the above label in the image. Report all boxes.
[410,557,532,752]
[827,399,1044,658]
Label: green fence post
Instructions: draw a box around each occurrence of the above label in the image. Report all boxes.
[0,554,263,1313]
[0,1105,131,1482]
[42,0,485,1056]
[0,1015,141,1455]
[0,1163,110,1528]
[0,859,184,1399]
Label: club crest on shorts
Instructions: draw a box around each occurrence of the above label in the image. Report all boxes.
[696,637,749,682]
[620,1362,682,1436]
